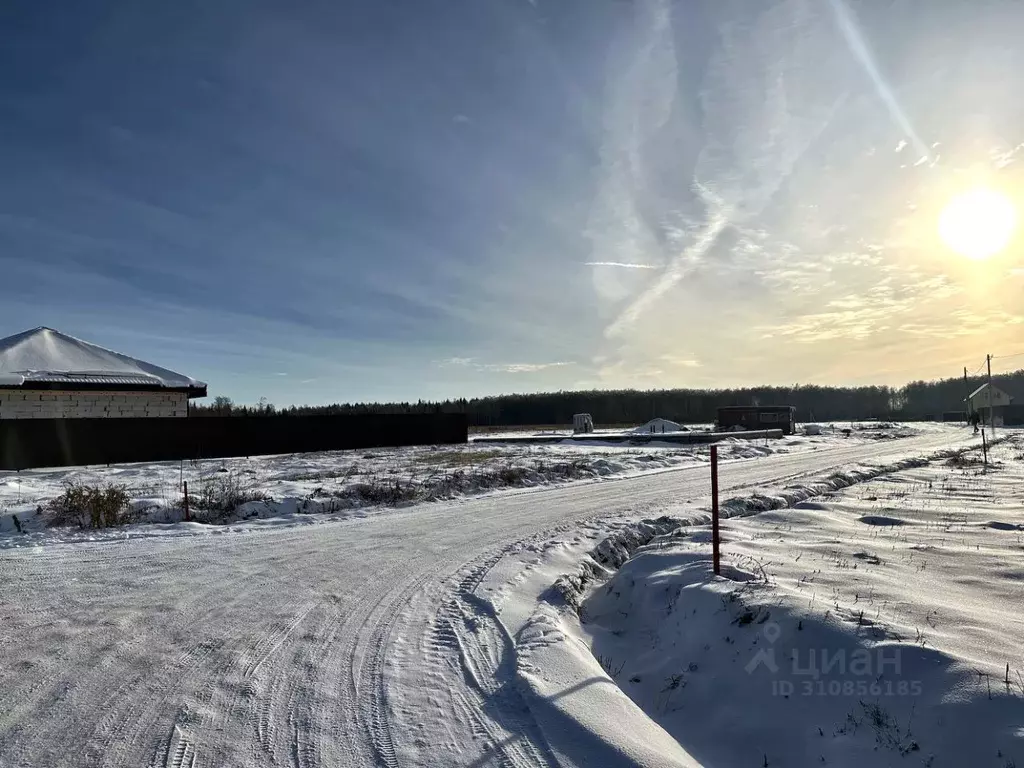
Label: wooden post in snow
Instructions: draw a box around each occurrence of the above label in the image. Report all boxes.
[183,481,190,522]
[711,445,721,575]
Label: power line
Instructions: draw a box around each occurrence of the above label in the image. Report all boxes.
[992,350,1024,361]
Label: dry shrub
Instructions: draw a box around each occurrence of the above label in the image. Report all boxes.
[187,472,269,522]
[421,459,591,500]
[946,453,984,469]
[337,480,419,505]
[47,482,133,529]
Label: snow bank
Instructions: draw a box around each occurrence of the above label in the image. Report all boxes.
[516,600,702,768]
[555,435,1024,766]
[582,548,1024,766]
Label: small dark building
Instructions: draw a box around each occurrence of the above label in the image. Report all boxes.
[1002,404,1024,426]
[717,405,796,435]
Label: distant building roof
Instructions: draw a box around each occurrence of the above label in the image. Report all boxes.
[966,382,1012,408]
[634,418,683,433]
[967,382,1012,400]
[0,327,207,396]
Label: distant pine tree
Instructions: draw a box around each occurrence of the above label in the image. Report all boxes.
[188,369,1024,426]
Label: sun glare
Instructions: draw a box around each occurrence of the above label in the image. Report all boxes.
[938,187,1016,260]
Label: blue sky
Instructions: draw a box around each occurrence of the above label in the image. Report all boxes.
[1,0,1022,405]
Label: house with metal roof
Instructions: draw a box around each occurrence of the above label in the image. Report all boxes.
[0,327,206,419]
[966,382,1013,427]
[633,417,683,434]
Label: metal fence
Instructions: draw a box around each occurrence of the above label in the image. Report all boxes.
[0,413,468,470]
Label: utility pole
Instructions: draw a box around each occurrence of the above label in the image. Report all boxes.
[963,367,971,424]
[987,354,996,438]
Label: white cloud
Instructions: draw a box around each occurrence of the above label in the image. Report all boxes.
[658,354,701,368]
[435,358,573,374]
[496,362,572,373]
[991,142,1024,168]
[584,262,659,269]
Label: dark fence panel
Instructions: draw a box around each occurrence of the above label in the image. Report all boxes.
[0,414,468,470]
[1002,405,1024,426]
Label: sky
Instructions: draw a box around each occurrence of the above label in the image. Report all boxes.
[1,0,1023,405]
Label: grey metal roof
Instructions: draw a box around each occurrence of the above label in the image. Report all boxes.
[0,327,207,396]
[966,382,1007,399]
[967,382,1012,401]
[19,372,172,387]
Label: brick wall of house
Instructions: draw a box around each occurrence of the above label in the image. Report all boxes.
[0,390,188,419]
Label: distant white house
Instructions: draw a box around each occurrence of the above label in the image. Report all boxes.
[0,327,207,419]
[634,417,683,434]
[966,383,1013,426]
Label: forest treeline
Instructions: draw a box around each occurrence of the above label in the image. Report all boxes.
[191,369,1024,426]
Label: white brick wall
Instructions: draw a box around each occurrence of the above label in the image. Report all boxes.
[0,390,189,419]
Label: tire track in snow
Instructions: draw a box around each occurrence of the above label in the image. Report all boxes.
[240,603,316,681]
[162,723,197,768]
[1,546,235,767]
[236,605,321,767]
[355,566,452,768]
[393,548,559,768]
[127,577,300,768]
[346,547,523,767]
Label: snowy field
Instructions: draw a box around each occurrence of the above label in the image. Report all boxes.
[0,424,998,767]
[0,421,925,546]
[520,433,1024,767]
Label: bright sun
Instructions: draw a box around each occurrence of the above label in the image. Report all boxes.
[938,187,1017,260]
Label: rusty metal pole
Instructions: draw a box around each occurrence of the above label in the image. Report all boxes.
[183,481,190,522]
[711,445,720,575]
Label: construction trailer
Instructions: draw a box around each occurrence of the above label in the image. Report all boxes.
[572,413,594,434]
[717,405,796,436]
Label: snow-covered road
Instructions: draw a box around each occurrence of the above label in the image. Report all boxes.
[0,428,979,767]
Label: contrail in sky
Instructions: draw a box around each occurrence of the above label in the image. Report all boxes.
[606,207,731,339]
[828,0,930,161]
[584,262,659,269]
